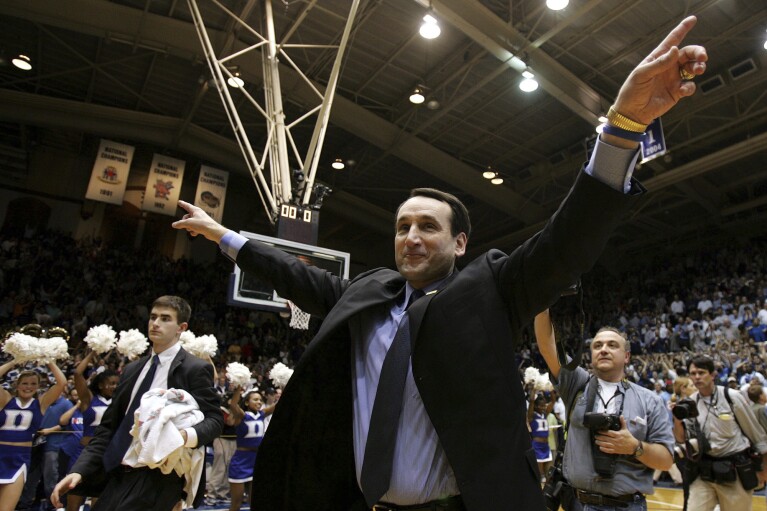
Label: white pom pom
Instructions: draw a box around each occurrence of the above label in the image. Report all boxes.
[3,333,35,362]
[535,372,553,392]
[2,333,68,364]
[117,329,149,360]
[524,366,540,385]
[268,362,294,389]
[181,333,218,359]
[226,362,252,389]
[39,337,69,364]
[179,330,196,346]
[84,324,117,355]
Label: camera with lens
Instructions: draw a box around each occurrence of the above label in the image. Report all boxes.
[672,398,699,420]
[583,412,622,431]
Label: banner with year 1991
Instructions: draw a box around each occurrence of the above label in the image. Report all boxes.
[85,139,135,205]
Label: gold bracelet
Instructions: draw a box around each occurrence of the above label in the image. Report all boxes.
[606,106,647,133]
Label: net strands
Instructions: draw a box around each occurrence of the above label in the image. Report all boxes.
[288,301,311,330]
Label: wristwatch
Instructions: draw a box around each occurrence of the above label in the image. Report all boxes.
[633,440,645,457]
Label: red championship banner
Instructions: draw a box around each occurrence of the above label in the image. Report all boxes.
[193,165,229,223]
[85,140,135,205]
[141,154,186,216]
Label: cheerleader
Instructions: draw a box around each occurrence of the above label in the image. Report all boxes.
[528,392,555,483]
[227,388,271,511]
[73,351,118,446]
[63,351,117,510]
[0,359,66,511]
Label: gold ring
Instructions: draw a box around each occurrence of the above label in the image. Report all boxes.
[679,67,695,81]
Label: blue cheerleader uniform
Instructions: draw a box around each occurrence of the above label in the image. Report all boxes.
[530,411,552,463]
[228,410,266,483]
[81,395,111,438]
[0,398,43,483]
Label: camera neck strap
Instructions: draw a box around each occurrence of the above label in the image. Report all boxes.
[584,377,628,478]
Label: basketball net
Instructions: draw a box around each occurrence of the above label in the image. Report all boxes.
[287,301,311,330]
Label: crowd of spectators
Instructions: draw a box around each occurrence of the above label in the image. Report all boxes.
[517,239,767,392]
[0,230,315,390]
[2,230,767,392]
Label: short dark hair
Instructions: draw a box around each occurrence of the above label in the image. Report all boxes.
[689,356,715,373]
[151,295,191,323]
[88,369,118,396]
[397,188,471,240]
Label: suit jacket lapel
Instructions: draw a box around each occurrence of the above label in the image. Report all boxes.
[168,347,187,388]
[408,269,459,346]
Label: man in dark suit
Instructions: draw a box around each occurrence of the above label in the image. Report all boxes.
[51,296,223,511]
[172,17,707,511]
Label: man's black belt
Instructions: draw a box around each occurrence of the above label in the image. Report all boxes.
[575,489,642,508]
[372,495,465,511]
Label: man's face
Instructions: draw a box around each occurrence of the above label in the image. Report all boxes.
[394,196,466,289]
[590,330,629,379]
[148,305,186,351]
[689,363,715,393]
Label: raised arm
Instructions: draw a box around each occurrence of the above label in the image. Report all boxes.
[73,351,96,410]
[0,360,18,408]
[534,310,561,380]
[526,393,536,424]
[226,387,245,427]
[39,362,67,412]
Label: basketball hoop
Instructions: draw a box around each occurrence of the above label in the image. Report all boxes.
[287,301,311,330]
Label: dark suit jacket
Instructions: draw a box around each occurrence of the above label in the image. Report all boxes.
[245,173,642,511]
[71,346,223,504]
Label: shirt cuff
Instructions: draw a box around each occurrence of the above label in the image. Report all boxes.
[585,137,641,193]
[220,230,249,261]
[183,427,198,448]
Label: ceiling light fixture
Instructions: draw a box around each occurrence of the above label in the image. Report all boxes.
[595,124,605,134]
[598,115,608,124]
[546,0,569,10]
[227,71,244,88]
[483,167,496,179]
[409,86,425,104]
[519,70,539,92]
[419,14,441,39]
[331,158,345,170]
[491,176,504,185]
[11,54,32,71]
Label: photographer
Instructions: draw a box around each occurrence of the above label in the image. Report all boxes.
[673,356,767,511]
[535,310,674,510]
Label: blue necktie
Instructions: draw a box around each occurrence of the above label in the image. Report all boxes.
[103,354,159,472]
[360,290,424,506]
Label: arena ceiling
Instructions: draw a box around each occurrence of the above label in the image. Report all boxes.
[0,0,766,271]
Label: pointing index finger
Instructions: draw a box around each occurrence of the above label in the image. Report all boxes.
[648,16,697,60]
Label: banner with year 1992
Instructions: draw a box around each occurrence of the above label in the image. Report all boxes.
[141,154,186,216]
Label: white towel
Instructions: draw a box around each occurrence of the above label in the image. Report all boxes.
[123,388,206,507]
